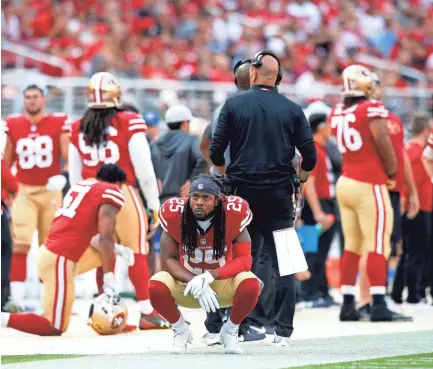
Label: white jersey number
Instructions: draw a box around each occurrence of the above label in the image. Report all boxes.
[226,196,242,212]
[183,248,227,275]
[16,135,53,169]
[55,183,92,218]
[78,133,120,167]
[169,198,185,212]
[330,113,363,153]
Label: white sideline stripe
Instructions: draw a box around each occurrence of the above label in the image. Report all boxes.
[54,256,66,330]
[102,194,125,207]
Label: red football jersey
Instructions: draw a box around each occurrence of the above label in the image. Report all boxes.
[387,112,405,193]
[69,111,147,186]
[158,195,253,275]
[329,100,390,185]
[45,179,125,262]
[405,142,432,212]
[3,113,69,186]
[311,142,335,200]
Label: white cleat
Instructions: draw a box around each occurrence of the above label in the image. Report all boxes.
[169,325,193,354]
[220,326,243,354]
[201,332,221,346]
[271,334,290,347]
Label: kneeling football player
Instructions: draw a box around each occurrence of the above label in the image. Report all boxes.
[1,164,132,336]
[149,175,261,354]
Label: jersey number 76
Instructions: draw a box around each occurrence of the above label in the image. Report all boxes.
[330,113,363,153]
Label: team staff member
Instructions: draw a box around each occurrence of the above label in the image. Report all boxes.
[210,50,317,346]
[200,60,251,175]
[199,60,256,343]
[392,116,433,304]
[1,158,18,310]
[3,85,70,311]
[302,113,336,304]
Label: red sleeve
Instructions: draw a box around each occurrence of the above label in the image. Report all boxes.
[1,159,18,194]
[216,241,252,280]
[99,184,125,210]
[224,196,253,236]
[158,197,185,242]
[364,100,389,121]
[120,111,147,141]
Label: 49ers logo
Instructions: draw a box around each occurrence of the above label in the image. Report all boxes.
[112,312,125,329]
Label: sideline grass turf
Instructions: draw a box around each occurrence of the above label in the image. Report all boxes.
[1,355,83,364]
[291,353,433,368]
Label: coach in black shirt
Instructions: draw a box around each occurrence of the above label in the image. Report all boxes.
[210,51,316,345]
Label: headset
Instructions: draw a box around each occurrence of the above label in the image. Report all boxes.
[233,59,252,87]
[251,50,283,86]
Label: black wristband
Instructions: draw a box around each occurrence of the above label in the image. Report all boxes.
[300,178,308,183]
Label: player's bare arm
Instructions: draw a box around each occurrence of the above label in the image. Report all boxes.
[59,132,69,171]
[199,125,212,167]
[97,203,119,274]
[403,149,419,219]
[304,177,327,224]
[370,118,397,177]
[208,227,253,281]
[160,230,196,283]
[3,137,16,167]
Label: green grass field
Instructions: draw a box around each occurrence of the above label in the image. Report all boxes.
[1,355,83,365]
[292,353,433,369]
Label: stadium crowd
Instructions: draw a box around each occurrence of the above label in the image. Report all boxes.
[2,0,433,89]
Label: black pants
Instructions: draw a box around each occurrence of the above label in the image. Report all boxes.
[1,209,13,309]
[234,184,296,338]
[300,199,337,301]
[392,211,432,301]
[389,191,402,256]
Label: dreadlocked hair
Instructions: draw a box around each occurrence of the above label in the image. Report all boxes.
[181,175,226,260]
[80,107,119,146]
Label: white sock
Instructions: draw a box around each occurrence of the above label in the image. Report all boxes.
[1,312,10,328]
[10,282,25,304]
[139,300,154,315]
[172,315,186,332]
[224,318,239,334]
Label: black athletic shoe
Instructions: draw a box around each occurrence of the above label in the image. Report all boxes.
[370,304,413,322]
[339,302,361,321]
[358,303,371,321]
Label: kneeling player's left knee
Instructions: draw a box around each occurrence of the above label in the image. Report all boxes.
[236,278,261,302]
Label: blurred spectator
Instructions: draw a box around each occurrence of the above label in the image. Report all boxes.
[2,0,431,87]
